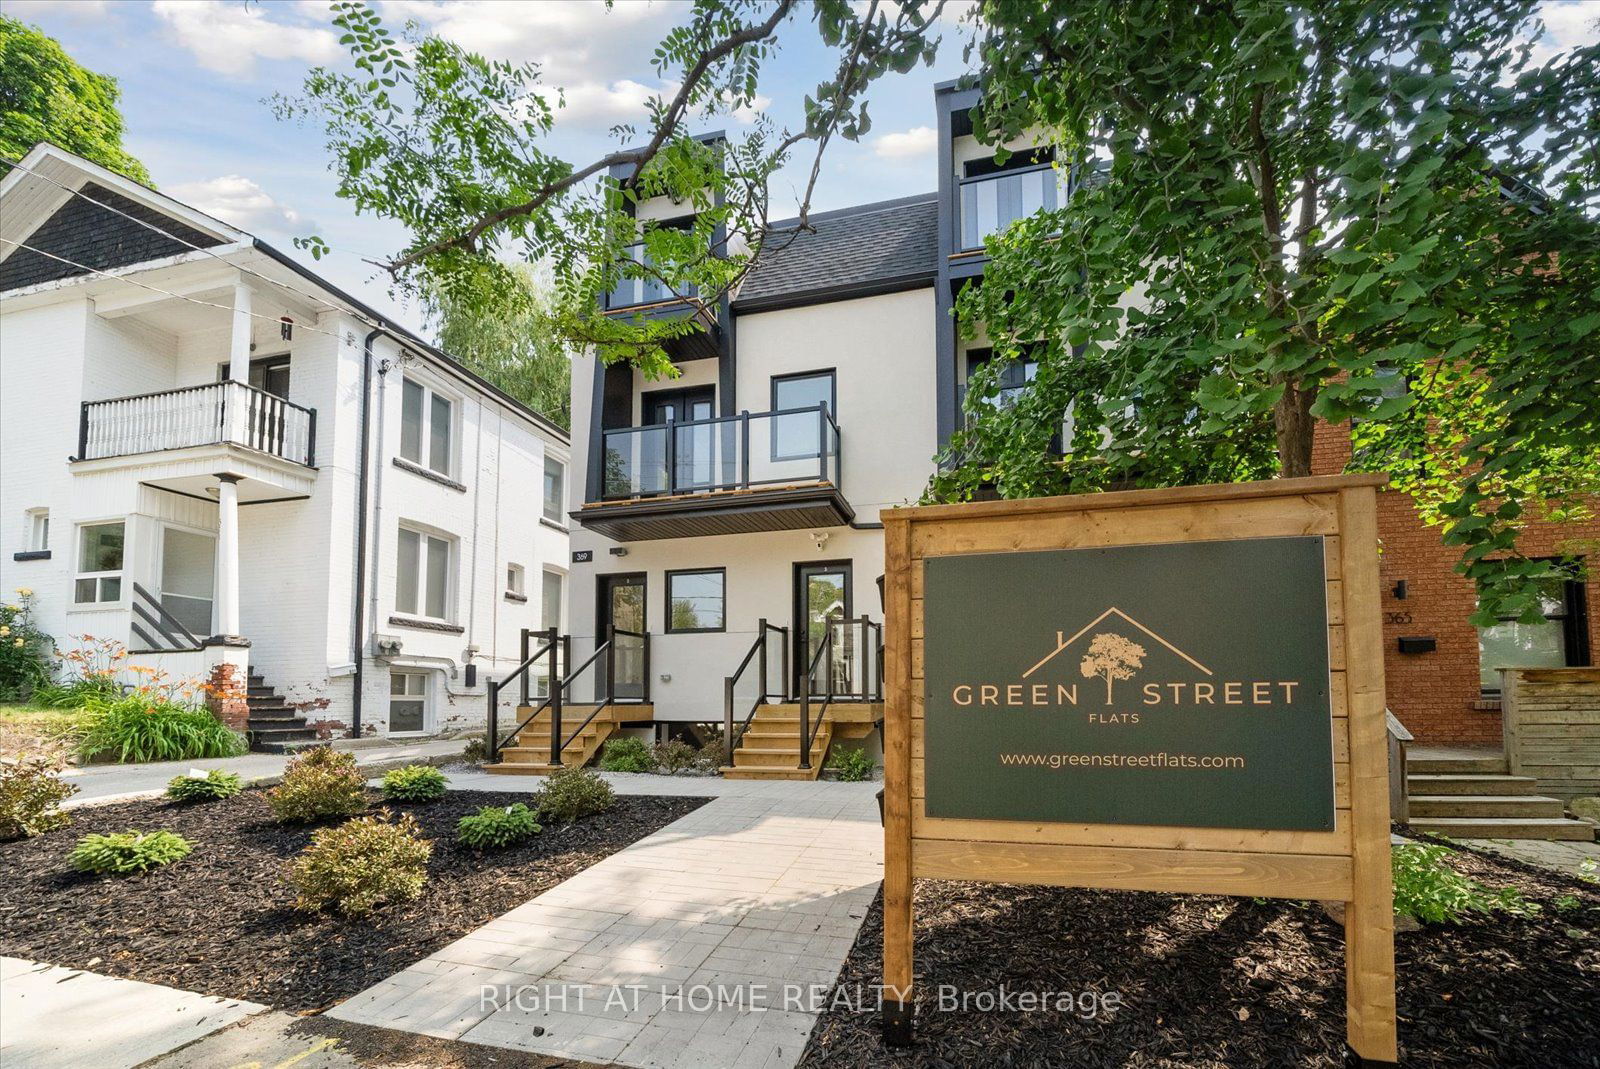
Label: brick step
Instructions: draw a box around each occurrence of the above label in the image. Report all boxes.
[1409,756,1509,775]
[1408,817,1596,841]
[1406,774,1540,796]
[1408,795,1566,819]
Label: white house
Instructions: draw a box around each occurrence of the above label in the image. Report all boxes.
[0,143,570,749]
[532,86,1059,779]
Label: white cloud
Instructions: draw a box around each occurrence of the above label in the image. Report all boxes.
[2,0,110,20]
[873,125,937,160]
[167,175,312,235]
[1531,0,1600,63]
[152,1,341,77]
[554,79,670,128]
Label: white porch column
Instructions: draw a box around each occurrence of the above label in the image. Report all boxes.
[213,473,243,641]
[229,282,252,382]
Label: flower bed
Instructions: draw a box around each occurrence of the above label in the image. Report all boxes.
[0,788,708,1011]
[800,839,1600,1069]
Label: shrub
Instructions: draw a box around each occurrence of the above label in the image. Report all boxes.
[536,765,615,823]
[69,829,192,876]
[0,591,53,701]
[0,756,78,840]
[653,738,699,775]
[76,697,246,764]
[381,764,448,802]
[35,634,128,708]
[695,733,730,773]
[268,747,367,823]
[165,769,243,803]
[599,736,654,773]
[461,736,488,763]
[827,746,877,782]
[457,802,542,849]
[288,810,432,917]
[1392,841,1539,924]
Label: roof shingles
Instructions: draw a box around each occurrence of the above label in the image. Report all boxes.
[735,194,937,308]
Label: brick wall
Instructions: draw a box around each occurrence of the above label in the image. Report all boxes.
[1312,419,1600,746]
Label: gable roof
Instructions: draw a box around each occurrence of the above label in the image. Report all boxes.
[734,193,938,312]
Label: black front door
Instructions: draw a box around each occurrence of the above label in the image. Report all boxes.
[794,561,852,696]
[643,387,716,492]
[597,573,647,700]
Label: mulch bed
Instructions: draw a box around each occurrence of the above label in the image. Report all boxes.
[0,788,708,1013]
[801,838,1600,1068]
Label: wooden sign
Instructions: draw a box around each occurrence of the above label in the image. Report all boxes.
[880,475,1396,1065]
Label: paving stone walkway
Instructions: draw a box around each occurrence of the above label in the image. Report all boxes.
[329,778,884,1069]
[1462,834,1600,879]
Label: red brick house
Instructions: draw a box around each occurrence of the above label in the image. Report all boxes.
[1311,421,1597,747]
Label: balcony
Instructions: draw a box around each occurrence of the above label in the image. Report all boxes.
[958,163,1069,252]
[78,380,316,467]
[576,403,852,541]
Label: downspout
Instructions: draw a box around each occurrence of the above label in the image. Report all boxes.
[350,327,382,738]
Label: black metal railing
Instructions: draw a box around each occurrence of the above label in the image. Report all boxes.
[600,402,841,501]
[722,619,791,758]
[78,380,317,467]
[485,625,652,764]
[128,582,203,653]
[797,613,884,770]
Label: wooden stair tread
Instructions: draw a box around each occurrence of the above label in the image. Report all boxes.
[1407,817,1595,841]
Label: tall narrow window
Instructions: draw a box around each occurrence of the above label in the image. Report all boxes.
[543,457,565,523]
[26,508,49,551]
[399,377,454,477]
[396,526,454,620]
[389,671,428,734]
[771,370,836,461]
[541,569,564,632]
[75,521,124,603]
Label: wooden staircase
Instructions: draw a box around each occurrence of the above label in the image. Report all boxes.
[484,704,647,775]
[1407,752,1595,841]
[721,702,881,781]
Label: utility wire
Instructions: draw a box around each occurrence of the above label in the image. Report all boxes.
[1,154,351,319]
[0,237,347,340]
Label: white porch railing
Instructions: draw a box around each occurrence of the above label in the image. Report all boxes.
[78,380,317,467]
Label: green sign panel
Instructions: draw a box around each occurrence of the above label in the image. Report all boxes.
[923,537,1335,831]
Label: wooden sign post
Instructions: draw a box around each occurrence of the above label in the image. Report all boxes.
[880,475,1397,1065]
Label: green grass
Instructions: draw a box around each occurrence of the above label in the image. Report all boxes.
[0,703,93,758]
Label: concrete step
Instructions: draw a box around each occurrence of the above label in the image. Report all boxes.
[1409,756,1509,775]
[1407,774,1540,796]
[1408,817,1596,841]
[246,706,299,721]
[1408,795,1566,819]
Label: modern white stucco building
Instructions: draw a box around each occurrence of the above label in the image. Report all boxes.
[0,144,570,748]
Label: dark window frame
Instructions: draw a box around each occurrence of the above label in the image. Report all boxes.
[770,369,837,462]
[1477,557,1591,695]
[664,567,727,634]
[640,385,716,427]
[215,352,292,398]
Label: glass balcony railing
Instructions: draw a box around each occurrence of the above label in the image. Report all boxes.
[604,243,700,310]
[958,164,1070,251]
[599,403,841,501]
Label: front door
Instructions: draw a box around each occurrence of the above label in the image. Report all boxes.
[159,526,216,638]
[597,573,647,700]
[643,387,715,492]
[794,561,851,696]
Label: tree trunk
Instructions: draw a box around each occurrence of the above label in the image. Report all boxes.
[1274,378,1316,479]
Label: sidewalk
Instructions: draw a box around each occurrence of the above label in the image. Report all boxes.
[0,956,264,1069]
[330,776,884,1069]
[60,737,466,807]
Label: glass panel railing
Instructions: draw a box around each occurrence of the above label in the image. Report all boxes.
[958,165,1069,251]
[599,403,840,500]
[605,244,701,310]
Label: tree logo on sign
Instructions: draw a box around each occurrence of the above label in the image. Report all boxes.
[1079,633,1148,703]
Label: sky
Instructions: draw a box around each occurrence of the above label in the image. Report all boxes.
[7,0,1597,336]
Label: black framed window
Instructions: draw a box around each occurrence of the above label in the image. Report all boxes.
[666,568,725,633]
[1477,559,1590,692]
[771,370,835,461]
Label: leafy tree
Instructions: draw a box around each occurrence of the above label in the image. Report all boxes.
[431,265,571,429]
[1079,632,1146,704]
[0,16,151,184]
[277,0,947,380]
[934,0,1600,623]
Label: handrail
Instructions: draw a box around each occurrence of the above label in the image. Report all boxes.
[797,619,836,771]
[128,582,203,652]
[723,619,790,760]
[486,628,558,762]
[82,378,315,420]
